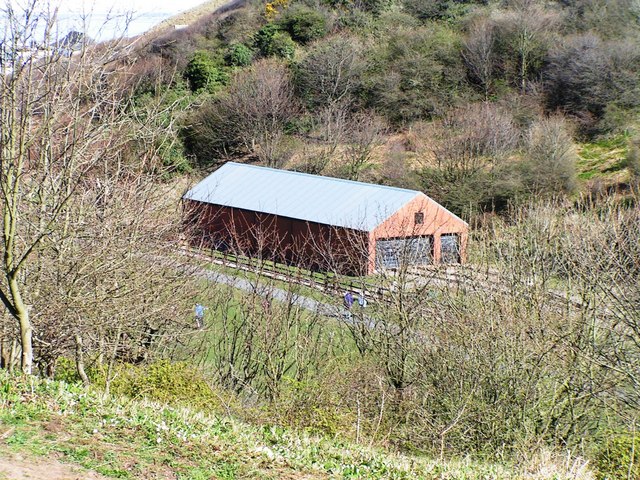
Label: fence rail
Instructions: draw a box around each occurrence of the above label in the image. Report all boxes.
[181,244,389,301]
[181,244,593,314]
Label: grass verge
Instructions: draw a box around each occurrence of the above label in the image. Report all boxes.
[0,371,581,479]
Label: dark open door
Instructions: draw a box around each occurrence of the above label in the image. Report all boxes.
[440,234,460,264]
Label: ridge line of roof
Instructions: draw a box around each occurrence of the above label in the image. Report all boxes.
[222,162,422,195]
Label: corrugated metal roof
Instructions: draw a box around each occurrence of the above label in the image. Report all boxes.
[184,162,423,231]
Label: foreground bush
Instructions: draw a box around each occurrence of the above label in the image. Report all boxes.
[595,432,640,480]
[92,360,223,410]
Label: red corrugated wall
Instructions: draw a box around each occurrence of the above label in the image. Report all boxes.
[184,200,370,275]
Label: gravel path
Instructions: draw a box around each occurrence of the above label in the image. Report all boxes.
[197,268,342,317]
[194,266,380,328]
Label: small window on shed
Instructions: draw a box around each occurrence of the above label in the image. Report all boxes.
[414,212,424,224]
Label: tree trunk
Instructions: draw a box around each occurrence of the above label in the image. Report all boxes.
[0,341,7,369]
[75,334,90,387]
[18,308,32,375]
[8,271,33,374]
[0,326,9,369]
[104,328,122,397]
[98,332,105,365]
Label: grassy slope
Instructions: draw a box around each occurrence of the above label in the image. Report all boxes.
[0,372,589,480]
[576,134,631,182]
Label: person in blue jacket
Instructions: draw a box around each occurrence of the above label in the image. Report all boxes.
[194,303,207,329]
[344,291,354,310]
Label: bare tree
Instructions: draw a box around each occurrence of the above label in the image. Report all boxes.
[186,219,339,400]
[33,170,198,379]
[422,102,518,183]
[0,2,196,376]
[346,199,634,452]
[463,16,496,100]
[524,115,577,194]
[544,33,640,131]
[295,34,365,109]
[296,102,350,175]
[0,2,138,373]
[341,112,387,182]
[493,3,560,91]
[187,58,299,168]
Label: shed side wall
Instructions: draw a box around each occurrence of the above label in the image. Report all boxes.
[184,200,370,276]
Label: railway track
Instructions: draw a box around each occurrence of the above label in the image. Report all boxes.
[181,245,597,318]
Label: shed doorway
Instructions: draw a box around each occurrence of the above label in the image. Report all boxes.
[375,236,433,269]
[440,234,461,264]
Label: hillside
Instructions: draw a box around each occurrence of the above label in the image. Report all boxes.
[0,372,592,479]
[128,0,640,217]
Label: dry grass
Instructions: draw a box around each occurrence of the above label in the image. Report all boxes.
[141,0,232,40]
[519,449,595,480]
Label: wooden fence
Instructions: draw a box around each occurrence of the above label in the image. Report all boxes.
[182,244,389,301]
[182,244,589,314]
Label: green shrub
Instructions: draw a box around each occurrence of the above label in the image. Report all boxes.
[184,51,228,92]
[158,140,192,176]
[254,24,296,58]
[334,8,374,30]
[596,432,640,480]
[402,0,450,21]
[131,83,194,175]
[269,31,296,59]
[224,43,254,67]
[326,0,390,15]
[363,22,468,124]
[263,378,355,437]
[419,165,525,216]
[93,360,222,410]
[54,357,81,384]
[402,0,478,21]
[357,0,392,15]
[279,7,328,45]
[254,23,279,53]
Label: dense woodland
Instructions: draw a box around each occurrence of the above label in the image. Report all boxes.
[0,0,639,478]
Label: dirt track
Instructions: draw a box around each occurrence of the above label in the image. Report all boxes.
[0,452,106,480]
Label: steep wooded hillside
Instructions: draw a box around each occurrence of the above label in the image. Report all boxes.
[127,0,640,215]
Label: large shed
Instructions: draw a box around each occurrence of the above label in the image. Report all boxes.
[183,162,468,275]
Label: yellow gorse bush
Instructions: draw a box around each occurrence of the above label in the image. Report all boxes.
[265,0,289,20]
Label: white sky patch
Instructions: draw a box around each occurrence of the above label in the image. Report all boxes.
[25,0,208,41]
